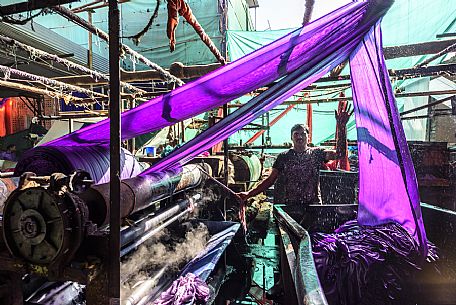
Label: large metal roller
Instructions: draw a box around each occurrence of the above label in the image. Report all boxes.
[14,145,146,184]
[79,163,210,226]
[2,187,88,265]
[229,153,261,189]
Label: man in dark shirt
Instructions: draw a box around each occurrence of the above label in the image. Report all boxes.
[237,105,351,206]
[236,106,352,300]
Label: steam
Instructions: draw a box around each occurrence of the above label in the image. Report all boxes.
[120,223,209,302]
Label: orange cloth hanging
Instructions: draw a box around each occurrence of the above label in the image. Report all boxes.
[167,0,226,64]
[0,98,13,137]
[0,102,6,137]
[306,103,313,143]
[324,92,350,171]
[5,98,13,135]
[211,107,224,153]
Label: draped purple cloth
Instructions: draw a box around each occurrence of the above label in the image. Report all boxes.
[152,273,210,305]
[311,220,423,305]
[140,2,393,174]
[44,1,373,147]
[349,22,427,257]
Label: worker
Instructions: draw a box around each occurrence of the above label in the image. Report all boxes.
[237,104,352,206]
[236,104,352,300]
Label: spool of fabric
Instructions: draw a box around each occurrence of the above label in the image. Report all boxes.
[14,145,146,184]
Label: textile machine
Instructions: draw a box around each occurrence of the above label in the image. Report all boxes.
[0,146,246,305]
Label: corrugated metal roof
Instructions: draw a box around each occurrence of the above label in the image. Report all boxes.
[0,21,108,75]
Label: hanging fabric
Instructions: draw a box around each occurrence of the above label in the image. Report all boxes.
[45,1,380,147]
[350,21,427,257]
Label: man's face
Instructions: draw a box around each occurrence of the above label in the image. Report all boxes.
[291,128,308,147]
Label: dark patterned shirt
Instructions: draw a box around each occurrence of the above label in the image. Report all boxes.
[273,148,326,205]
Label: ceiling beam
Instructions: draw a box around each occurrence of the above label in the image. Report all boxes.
[317,63,456,83]
[0,79,82,102]
[384,39,456,60]
[0,0,80,16]
[53,62,222,85]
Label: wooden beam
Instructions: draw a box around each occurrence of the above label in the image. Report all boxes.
[384,39,456,59]
[0,79,83,102]
[400,94,455,116]
[52,43,455,87]
[0,0,79,16]
[72,0,130,13]
[0,34,145,94]
[0,64,107,98]
[53,62,221,85]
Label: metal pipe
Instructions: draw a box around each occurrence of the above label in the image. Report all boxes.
[120,209,191,257]
[80,164,207,226]
[120,194,201,247]
[124,265,169,305]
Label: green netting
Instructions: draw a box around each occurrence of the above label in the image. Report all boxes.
[35,0,251,68]
[226,0,456,145]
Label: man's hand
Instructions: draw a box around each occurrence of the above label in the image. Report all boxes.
[335,103,354,126]
[236,191,250,202]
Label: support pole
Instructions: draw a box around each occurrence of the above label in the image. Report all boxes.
[108,0,121,304]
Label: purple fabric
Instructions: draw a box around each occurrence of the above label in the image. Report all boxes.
[311,220,423,305]
[349,22,427,256]
[140,2,396,175]
[152,273,210,305]
[14,145,143,184]
[44,2,370,147]
[143,44,354,174]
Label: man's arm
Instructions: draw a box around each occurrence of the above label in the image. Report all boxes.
[237,168,279,201]
[325,103,353,161]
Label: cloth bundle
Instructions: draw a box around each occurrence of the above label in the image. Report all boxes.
[153,273,210,305]
[311,220,423,305]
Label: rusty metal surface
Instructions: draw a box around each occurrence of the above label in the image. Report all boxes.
[2,188,88,266]
[80,164,206,226]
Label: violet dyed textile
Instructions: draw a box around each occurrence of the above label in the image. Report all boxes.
[349,22,427,257]
[45,1,375,147]
[14,146,144,184]
[141,1,396,174]
[152,273,210,305]
[311,220,423,305]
